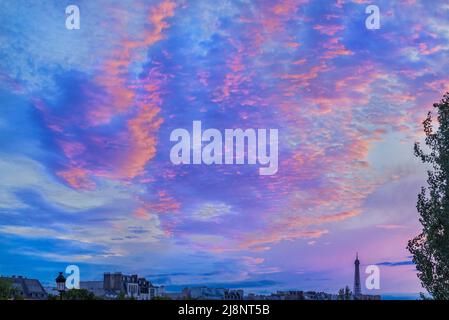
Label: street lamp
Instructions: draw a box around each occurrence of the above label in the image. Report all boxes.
[55,272,66,300]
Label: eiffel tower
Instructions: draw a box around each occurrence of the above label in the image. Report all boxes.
[354,252,362,298]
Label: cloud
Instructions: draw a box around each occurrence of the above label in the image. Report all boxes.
[377,260,415,267]
[0,154,133,211]
[191,202,233,221]
[2,0,448,294]
[0,214,166,246]
[376,224,408,230]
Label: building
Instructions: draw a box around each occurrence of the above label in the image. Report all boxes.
[104,272,123,292]
[225,289,244,300]
[246,291,335,300]
[181,287,244,300]
[0,275,47,300]
[122,274,139,298]
[80,281,105,297]
[149,283,165,299]
[183,287,226,300]
[164,292,184,300]
[269,291,305,300]
[97,272,164,299]
[303,291,334,300]
[246,293,268,300]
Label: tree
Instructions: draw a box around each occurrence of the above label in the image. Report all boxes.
[0,279,21,300]
[344,286,352,300]
[116,292,127,300]
[47,294,59,301]
[337,286,352,300]
[62,289,99,300]
[337,288,345,300]
[0,279,14,300]
[408,92,449,300]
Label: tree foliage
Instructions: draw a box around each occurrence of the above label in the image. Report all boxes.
[337,286,352,300]
[408,92,449,300]
[0,279,14,300]
[62,289,100,300]
[0,279,20,300]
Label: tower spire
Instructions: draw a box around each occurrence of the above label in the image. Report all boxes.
[354,252,361,298]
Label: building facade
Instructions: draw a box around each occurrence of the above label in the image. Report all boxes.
[181,287,244,300]
[80,280,105,297]
[101,272,164,299]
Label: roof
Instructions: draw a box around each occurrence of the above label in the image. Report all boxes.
[0,276,47,300]
[55,272,66,283]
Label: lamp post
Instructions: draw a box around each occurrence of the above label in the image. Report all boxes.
[55,272,66,300]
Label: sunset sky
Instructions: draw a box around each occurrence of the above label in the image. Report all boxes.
[1,0,449,297]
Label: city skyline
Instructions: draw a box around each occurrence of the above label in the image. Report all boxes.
[1,0,448,299]
[0,253,383,300]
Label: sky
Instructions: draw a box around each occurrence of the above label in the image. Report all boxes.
[1,0,449,298]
